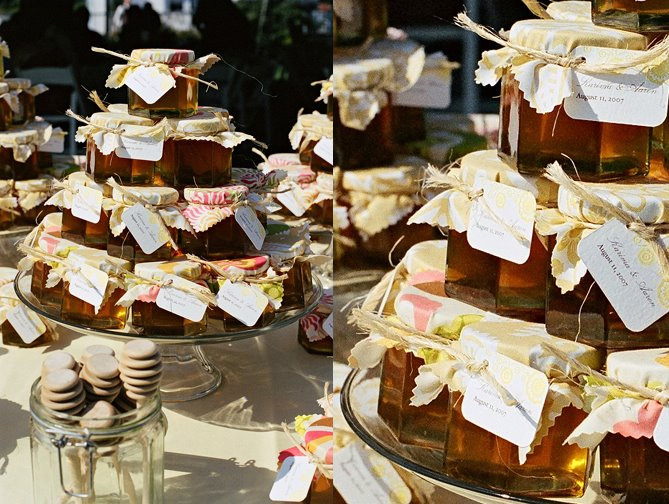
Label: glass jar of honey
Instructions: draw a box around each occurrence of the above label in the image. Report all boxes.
[0,128,40,180]
[538,182,669,348]
[158,107,240,189]
[298,287,333,355]
[124,49,217,118]
[0,281,56,347]
[0,83,13,131]
[14,178,55,226]
[59,247,131,329]
[105,185,182,265]
[289,112,333,167]
[592,0,669,32]
[5,78,46,124]
[130,260,210,336]
[76,111,157,185]
[333,0,388,46]
[494,20,651,180]
[0,179,16,230]
[443,319,601,498]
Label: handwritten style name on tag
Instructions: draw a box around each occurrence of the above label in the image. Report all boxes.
[334,443,412,504]
[467,180,536,264]
[125,65,176,104]
[115,135,164,162]
[313,137,334,166]
[235,205,266,250]
[323,313,333,337]
[68,263,109,310]
[7,305,46,344]
[122,203,170,255]
[216,280,269,326]
[71,186,103,224]
[155,275,208,322]
[578,219,669,332]
[564,47,669,127]
[269,456,317,502]
[462,352,549,448]
[654,406,669,453]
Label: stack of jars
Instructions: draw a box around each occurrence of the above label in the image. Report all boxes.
[356,2,669,502]
[16,47,317,337]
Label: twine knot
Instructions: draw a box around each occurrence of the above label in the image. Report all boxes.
[466,360,489,375]
[653,390,669,406]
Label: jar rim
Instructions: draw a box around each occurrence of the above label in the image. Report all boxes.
[30,377,162,436]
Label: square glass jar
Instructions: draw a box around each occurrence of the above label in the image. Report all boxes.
[61,208,110,250]
[86,138,155,185]
[6,78,36,124]
[128,68,199,119]
[279,260,313,311]
[592,0,669,32]
[157,139,232,189]
[133,301,207,336]
[499,73,651,180]
[0,83,12,131]
[30,262,63,309]
[60,285,128,329]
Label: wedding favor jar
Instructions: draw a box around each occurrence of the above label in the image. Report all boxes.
[592,0,669,32]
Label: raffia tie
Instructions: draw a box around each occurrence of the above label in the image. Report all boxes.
[91,47,219,90]
[541,343,669,406]
[67,109,169,139]
[106,178,180,251]
[348,308,519,407]
[544,162,669,278]
[0,197,20,216]
[521,0,551,19]
[423,164,530,246]
[280,423,333,480]
[123,270,217,307]
[184,254,287,284]
[88,90,109,112]
[455,12,669,74]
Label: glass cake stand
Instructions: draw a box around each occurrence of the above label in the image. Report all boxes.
[16,270,322,402]
[340,367,607,504]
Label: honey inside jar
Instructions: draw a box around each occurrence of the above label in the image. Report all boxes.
[592,0,669,32]
[30,262,62,308]
[133,301,207,336]
[60,286,127,329]
[280,260,313,311]
[6,78,36,124]
[334,0,388,46]
[0,83,12,131]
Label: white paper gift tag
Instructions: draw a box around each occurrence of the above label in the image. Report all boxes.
[653,406,669,452]
[122,203,170,255]
[125,65,176,104]
[564,47,669,127]
[467,180,536,264]
[216,280,268,326]
[71,186,103,224]
[269,456,316,502]
[115,130,164,162]
[156,275,207,322]
[277,186,307,217]
[7,305,46,344]
[394,70,452,109]
[68,264,109,310]
[334,443,412,504]
[235,206,266,250]
[462,352,549,448]
[38,134,65,153]
[323,313,333,337]
[313,137,333,165]
[578,219,669,332]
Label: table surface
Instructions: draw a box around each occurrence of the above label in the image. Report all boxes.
[0,323,332,504]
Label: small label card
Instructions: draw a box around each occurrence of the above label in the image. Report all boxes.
[235,206,266,250]
[7,305,45,344]
[323,313,333,337]
[68,263,109,310]
[653,406,669,453]
[115,127,164,162]
[394,70,452,109]
[276,186,307,217]
[467,180,536,264]
[38,133,65,153]
[462,352,549,448]
[564,47,669,127]
[156,275,207,322]
[71,186,103,224]
[579,219,669,332]
[334,443,412,504]
[216,280,269,326]
[313,137,333,166]
[269,456,317,502]
[122,203,170,255]
[125,65,176,104]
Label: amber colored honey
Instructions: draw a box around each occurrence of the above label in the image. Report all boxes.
[133,300,206,336]
[128,68,199,119]
[12,93,35,124]
[499,74,650,181]
[0,147,12,179]
[86,138,155,185]
[443,396,590,497]
[333,96,394,170]
[157,139,232,189]
[310,150,332,175]
[60,286,127,329]
[394,106,426,143]
[1,148,39,180]
[378,347,449,450]
[17,204,56,227]
[304,199,333,227]
[593,0,669,31]
[107,228,175,265]
[280,261,313,311]
[307,476,334,504]
[180,218,253,260]
[2,320,53,347]
[31,262,62,308]
[600,433,669,503]
[0,208,13,230]
[0,100,11,131]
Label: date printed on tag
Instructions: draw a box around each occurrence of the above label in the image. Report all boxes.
[71,186,103,224]
[125,65,175,104]
[122,203,170,255]
[7,305,46,344]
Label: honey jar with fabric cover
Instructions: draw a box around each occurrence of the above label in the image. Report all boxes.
[14,178,55,226]
[0,82,14,131]
[0,128,40,180]
[0,179,16,230]
[5,78,47,125]
[592,0,669,32]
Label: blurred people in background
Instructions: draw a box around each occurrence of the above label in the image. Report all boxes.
[193,0,256,58]
[111,0,132,37]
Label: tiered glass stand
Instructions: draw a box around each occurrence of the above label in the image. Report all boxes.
[341,367,606,504]
[16,270,322,402]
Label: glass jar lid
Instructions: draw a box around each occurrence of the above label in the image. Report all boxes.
[5,77,31,90]
[68,246,131,273]
[0,127,39,145]
[130,48,195,65]
[211,255,270,277]
[111,185,179,206]
[14,178,53,192]
[183,185,249,205]
[607,348,669,391]
[0,82,9,94]
[88,111,154,129]
[166,107,233,136]
[134,259,203,281]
